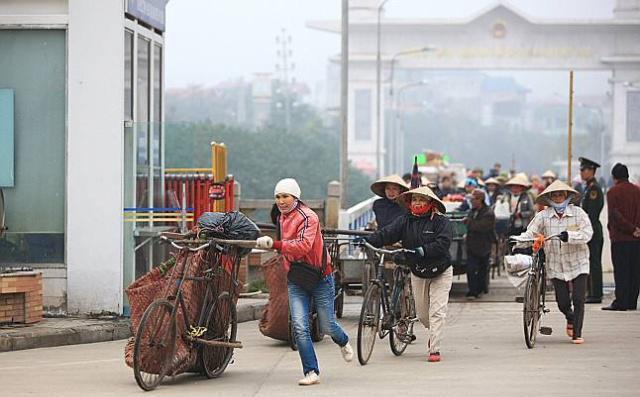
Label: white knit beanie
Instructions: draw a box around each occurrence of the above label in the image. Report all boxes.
[274,178,301,199]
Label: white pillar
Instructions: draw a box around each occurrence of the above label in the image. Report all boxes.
[67,0,124,313]
[609,67,640,180]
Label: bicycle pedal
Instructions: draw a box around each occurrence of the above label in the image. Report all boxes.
[539,326,553,335]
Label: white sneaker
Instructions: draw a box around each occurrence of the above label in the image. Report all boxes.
[340,342,354,362]
[298,372,320,386]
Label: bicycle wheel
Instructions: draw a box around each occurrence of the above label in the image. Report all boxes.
[357,283,381,365]
[133,299,177,391]
[523,270,541,349]
[362,261,374,295]
[201,292,237,378]
[389,283,415,356]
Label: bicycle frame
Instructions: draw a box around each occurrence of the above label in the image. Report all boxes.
[362,242,416,338]
[161,237,242,343]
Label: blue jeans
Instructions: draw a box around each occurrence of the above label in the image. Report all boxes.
[288,274,349,375]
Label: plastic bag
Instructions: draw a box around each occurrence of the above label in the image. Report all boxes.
[494,199,511,220]
[504,254,533,288]
[197,211,260,256]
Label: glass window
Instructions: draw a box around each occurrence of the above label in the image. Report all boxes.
[355,89,372,141]
[136,37,150,208]
[152,44,163,208]
[137,36,150,167]
[627,91,640,142]
[0,30,65,264]
[124,30,133,121]
[152,44,162,169]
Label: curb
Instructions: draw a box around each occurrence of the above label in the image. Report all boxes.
[0,300,267,353]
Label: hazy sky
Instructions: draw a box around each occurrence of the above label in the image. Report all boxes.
[165,0,616,97]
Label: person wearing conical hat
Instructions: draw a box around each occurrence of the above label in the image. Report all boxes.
[365,186,453,362]
[484,177,503,206]
[578,157,604,304]
[542,170,556,188]
[505,173,535,237]
[514,180,593,344]
[370,175,409,230]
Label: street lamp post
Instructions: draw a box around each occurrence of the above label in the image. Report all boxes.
[388,46,436,173]
[376,0,390,179]
[393,80,429,174]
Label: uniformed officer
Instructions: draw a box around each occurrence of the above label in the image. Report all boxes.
[579,157,604,303]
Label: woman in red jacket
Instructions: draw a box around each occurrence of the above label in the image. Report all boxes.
[256,178,353,386]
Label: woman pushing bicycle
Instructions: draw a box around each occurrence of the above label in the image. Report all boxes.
[365,186,453,362]
[255,178,353,386]
[514,180,593,344]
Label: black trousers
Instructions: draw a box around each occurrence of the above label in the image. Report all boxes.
[611,241,640,310]
[552,274,587,339]
[587,238,603,299]
[466,252,489,296]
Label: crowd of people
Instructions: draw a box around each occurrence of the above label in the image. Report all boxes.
[256,158,640,386]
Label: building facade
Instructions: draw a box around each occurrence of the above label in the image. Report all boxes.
[309,0,640,178]
[0,0,167,314]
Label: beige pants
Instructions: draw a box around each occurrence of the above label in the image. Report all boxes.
[410,266,453,354]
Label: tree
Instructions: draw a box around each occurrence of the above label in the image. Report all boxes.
[165,121,372,207]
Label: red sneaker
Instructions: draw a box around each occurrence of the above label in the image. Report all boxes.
[428,352,441,362]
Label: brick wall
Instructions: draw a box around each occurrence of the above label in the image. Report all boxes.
[0,272,43,324]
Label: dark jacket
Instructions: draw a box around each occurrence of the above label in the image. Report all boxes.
[366,212,452,278]
[581,176,604,242]
[464,205,496,257]
[372,197,406,230]
[607,181,640,242]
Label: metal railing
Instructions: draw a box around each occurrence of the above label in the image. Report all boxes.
[339,196,377,230]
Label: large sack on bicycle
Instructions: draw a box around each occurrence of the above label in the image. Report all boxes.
[124,262,173,370]
[124,251,209,375]
[259,254,290,341]
[197,211,260,257]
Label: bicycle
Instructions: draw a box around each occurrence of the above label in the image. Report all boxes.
[132,235,251,391]
[510,233,561,349]
[356,240,418,365]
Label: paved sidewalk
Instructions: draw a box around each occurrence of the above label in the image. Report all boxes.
[0,271,618,353]
[0,298,267,353]
[0,296,638,396]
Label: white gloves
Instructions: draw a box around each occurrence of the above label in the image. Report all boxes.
[256,236,273,249]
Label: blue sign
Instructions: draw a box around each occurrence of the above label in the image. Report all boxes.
[0,89,14,187]
[127,0,168,32]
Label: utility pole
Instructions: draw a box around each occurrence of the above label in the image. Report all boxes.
[276,28,294,134]
[376,0,390,178]
[340,0,349,208]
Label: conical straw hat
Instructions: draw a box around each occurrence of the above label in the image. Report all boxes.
[370,174,409,197]
[535,180,578,204]
[505,173,531,188]
[398,186,447,214]
[484,177,501,186]
[542,170,556,179]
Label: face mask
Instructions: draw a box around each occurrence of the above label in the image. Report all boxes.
[411,202,433,216]
[278,199,299,214]
[548,197,571,215]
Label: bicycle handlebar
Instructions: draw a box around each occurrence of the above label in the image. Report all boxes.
[359,240,415,256]
[160,235,258,251]
[508,233,563,243]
